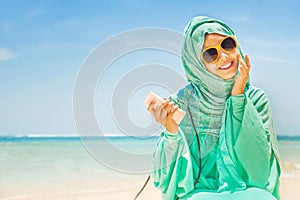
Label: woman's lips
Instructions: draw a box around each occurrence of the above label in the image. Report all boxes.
[219,61,233,70]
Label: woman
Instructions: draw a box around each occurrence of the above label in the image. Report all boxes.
[148,16,281,200]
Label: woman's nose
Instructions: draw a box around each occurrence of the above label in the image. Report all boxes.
[219,51,229,62]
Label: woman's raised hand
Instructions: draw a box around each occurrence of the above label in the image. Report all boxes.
[231,54,251,96]
[147,98,179,134]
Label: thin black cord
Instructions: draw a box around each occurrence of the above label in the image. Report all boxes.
[187,105,202,186]
[133,175,151,200]
[175,105,203,200]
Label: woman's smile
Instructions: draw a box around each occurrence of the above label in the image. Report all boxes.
[219,61,233,70]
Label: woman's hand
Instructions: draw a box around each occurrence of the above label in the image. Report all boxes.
[147,98,179,134]
[231,54,251,96]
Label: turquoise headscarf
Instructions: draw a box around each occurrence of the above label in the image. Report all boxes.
[182,16,248,104]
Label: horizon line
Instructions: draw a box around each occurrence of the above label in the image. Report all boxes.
[0,134,299,140]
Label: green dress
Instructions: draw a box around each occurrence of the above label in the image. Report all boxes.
[151,16,281,200]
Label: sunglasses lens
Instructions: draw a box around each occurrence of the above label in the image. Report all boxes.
[202,48,218,63]
[221,37,236,51]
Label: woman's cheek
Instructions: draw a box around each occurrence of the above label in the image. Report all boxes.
[206,63,218,74]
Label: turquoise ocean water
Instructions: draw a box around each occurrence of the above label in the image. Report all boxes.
[0,136,159,199]
[0,136,299,199]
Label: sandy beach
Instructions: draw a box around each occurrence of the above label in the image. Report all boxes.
[77,164,300,200]
[278,163,300,200]
[76,174,298,200]
[45,172,300,200]
[71,174,300,200]
[6,166,297,200]
[1,139,299,200]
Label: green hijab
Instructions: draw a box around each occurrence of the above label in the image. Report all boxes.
[178,16,251,137]
[182,16,248,105]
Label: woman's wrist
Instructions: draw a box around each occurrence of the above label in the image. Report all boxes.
[231,89,244,96]
[164,128,179,138]
[231,82,246,96]
[165,125,178,134]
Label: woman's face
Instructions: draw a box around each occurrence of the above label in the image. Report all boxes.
[201,33,239,80]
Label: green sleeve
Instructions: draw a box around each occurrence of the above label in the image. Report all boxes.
[217,89,280,199]
[151,86,199,199]
[152,128,194,199]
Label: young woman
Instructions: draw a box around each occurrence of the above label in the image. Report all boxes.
[148,16,281,200]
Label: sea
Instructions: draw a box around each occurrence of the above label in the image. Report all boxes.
[0,135,299,199]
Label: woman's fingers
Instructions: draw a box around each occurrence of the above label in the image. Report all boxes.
[147,98,179,132]
[160,102,170,120]
[147,98,177,124]
[167,105,179,120]
[147,99,156,112]
[159,101,170,113]
[237,54,245,75]
[245,54,251,69]
[165,102,174,113]
[159,102,175,121]
[232,54,251,96]
[237,54,250,77]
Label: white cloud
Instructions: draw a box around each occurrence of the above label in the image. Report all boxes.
[0,49,16,61]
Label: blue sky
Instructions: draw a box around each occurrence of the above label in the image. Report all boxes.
[0,0,300,136]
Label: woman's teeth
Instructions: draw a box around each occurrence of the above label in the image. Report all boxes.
[219,62,232,70]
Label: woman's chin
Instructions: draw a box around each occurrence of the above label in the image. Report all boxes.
[220,70,238,80]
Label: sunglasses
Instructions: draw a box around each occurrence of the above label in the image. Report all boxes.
[200,36,238,64]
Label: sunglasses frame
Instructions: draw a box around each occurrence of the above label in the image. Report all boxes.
[200,36,238,65]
